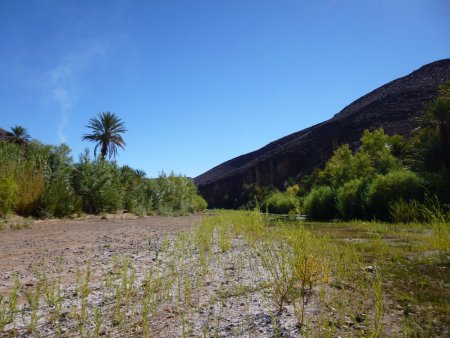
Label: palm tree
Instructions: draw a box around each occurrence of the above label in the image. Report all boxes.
[82,112,127,160]
[10,125,31,144]
[427,93,450,148]
[424,82,450,169]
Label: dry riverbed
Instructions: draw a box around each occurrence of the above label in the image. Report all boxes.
[0,212,447,337]
[0,215,201,296]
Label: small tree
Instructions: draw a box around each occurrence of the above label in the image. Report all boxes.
[359,128,399,174]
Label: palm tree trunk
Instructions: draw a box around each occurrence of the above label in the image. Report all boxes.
[101,142,107,160]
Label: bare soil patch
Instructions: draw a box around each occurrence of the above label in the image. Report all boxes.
[0,215,201,294]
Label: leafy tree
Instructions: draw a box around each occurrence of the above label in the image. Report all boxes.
[10,125,31,145]
[82,112,127,160]
[359,128,399,174]
[319,145,373,187]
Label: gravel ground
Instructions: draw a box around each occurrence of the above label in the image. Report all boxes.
[0,215,404,337]
[0,215,201,295]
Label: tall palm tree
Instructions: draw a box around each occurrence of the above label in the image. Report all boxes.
[82,112,127,160]
[10,125,31,144]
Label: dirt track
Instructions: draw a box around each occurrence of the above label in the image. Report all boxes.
[0,215,202,294]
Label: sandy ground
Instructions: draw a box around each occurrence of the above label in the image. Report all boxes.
[0,215,202,294]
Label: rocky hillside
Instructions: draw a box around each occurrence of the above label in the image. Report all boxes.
[195,59,450,208]
[0,128,13,141]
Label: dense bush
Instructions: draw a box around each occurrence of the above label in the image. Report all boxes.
[235,122,449,222]
[0,176,18,217]
[120,166,148,215]
[147,172,207,215]
[37,145,80,217]
[0,142,47,216]
[336,179,367,220]
[191,194,208,213]
[264,191,299,214]
[303,186,337,221]
[73,152,124,214]
[1,124,209,218]
[367,169,424,220]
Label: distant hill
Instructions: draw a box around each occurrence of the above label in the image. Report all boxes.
[195,59,450,208]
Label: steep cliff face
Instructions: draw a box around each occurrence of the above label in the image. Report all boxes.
[195,59,450,208]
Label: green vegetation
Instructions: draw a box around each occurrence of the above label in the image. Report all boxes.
[147,171,208,215]
[0,210,447,336]
[0,140,206,218]
[242,83,450,223]
[0,113,206,219]
[303,185,337,220]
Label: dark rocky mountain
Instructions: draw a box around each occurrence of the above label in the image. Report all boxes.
[195,59,450,208]
[0,128,13,142]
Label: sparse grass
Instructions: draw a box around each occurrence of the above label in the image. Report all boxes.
[257,236,295,313]
[8,217,33,230]
[0,211,448,337]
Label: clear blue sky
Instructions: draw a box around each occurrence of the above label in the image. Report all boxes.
[1,0,449,178]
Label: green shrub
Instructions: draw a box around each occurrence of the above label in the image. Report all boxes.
[0,141,47,216]
[120,166,148,215]
[367,170,424,220]
[264,191,299,214]
[389,199,424,224]
[37,145,80,218]
[38,171,80,218]
[190,194,208,213]
[73,153,123,214]
[336,179,367,220]
[303,186,337,221]
[147,172,206,215]
[0,176,18,217]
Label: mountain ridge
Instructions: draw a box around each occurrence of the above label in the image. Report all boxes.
[195,59,450,208]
